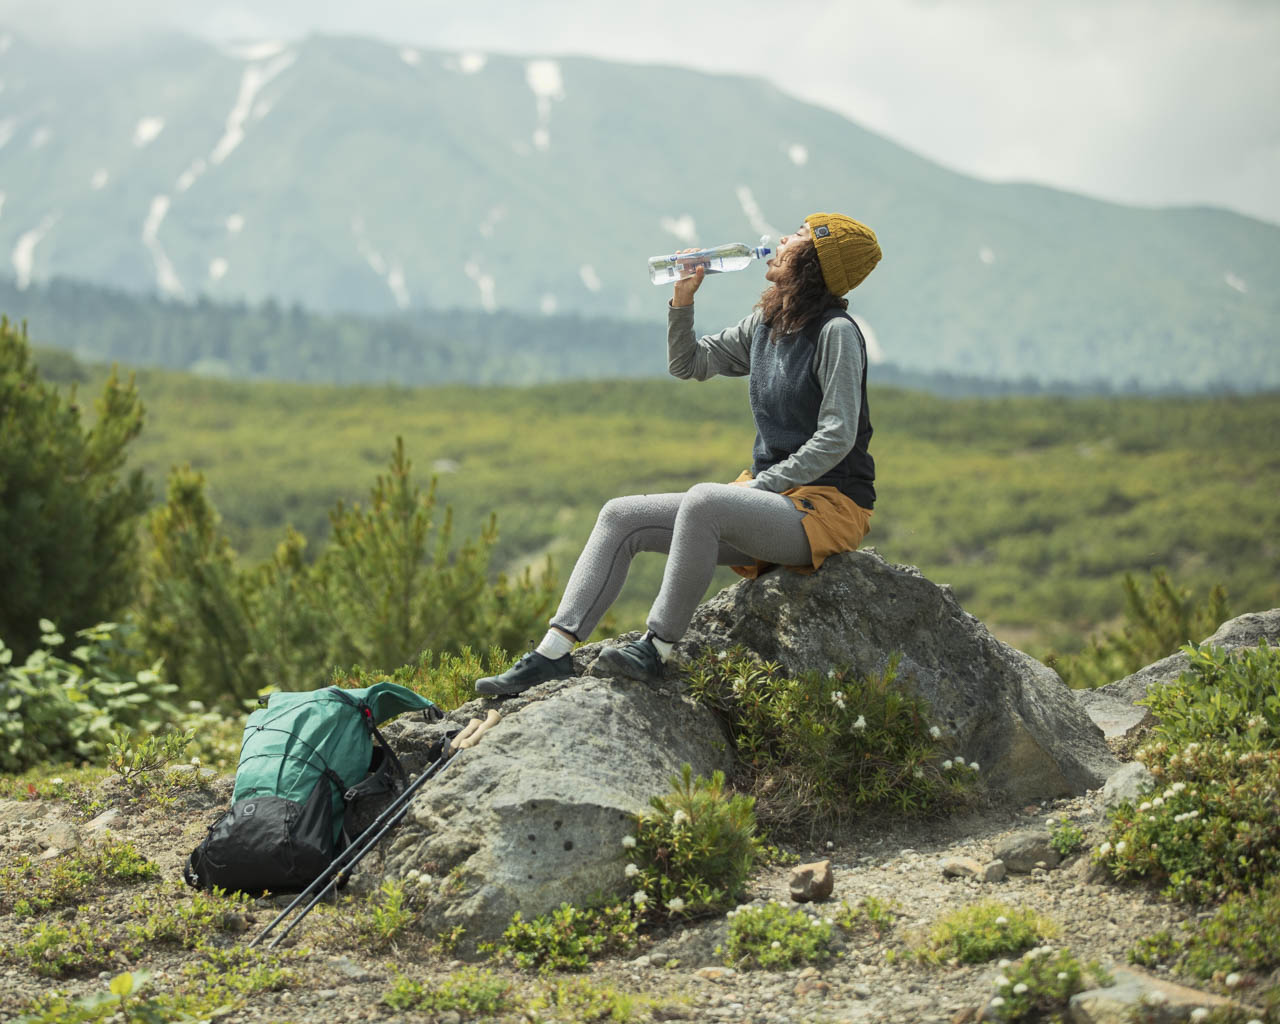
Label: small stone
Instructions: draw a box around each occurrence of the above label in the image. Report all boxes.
[993,831,1060,873]
[438,1012,463,1024]
[794,980,830,998]
[981,860,1007,883]
[631,955,652,968]
[650,951,670,967]
[941,856,983,879]
[695,967,736,981]
[84,808,121,834]
[789,859,834,902]
[852,983,872,998]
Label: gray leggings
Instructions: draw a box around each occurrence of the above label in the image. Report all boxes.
[551,483,812,642]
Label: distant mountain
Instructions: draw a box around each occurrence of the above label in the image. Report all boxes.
[0,30,1276,390]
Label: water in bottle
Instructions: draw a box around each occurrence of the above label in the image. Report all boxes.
[648,235,773,285]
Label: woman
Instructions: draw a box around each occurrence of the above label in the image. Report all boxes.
[476,212,882,695]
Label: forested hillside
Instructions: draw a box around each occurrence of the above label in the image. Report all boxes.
[36,346,1278,663]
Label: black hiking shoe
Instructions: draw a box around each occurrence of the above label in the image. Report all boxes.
[475,651,573,697]
[589,633,666,683]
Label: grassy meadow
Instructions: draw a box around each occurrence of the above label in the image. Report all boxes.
[94,361,1280,662]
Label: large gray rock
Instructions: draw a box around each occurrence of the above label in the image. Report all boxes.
[681,549,1118,804]
[369,674,731,953]
[1075,609,1280,740]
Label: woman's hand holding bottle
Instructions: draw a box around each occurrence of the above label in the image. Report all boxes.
[671,250,704,307]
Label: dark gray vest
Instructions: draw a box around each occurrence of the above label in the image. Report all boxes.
[748,310,876,508]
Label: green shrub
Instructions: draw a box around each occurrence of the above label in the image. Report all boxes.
[0,318,151,664]
[722,901,835,970]
[350,880,416,947]
[384,968,515,1015]
[0,839,160,917]
[1047,817,1086,858]
[1128,877,1280,983]
[1051,569,1229,689]
[0,621,177,772]
[484,902,638,972]
[1097,643,1280,903]
[684,648,971,833]
[918,902,1058,965]
[129,885,254,949]
[627,763,758,920]
[11,919,130,978]
[835,895,899,939]
[982,947,1112,1023]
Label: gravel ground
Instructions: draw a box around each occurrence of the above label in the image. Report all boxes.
[0,767,1202,1024]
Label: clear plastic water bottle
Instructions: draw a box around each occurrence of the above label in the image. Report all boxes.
[648,235,773,285]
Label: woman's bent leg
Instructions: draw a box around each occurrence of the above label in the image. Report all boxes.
[550,493,685,641]
[647,483,810,640]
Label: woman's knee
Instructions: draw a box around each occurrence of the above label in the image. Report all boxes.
[679,481,731,519]
[595,495,648,531]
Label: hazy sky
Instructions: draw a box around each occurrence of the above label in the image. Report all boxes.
[4,0,1278,225]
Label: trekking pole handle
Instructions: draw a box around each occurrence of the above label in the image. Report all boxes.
[453,709,500,750]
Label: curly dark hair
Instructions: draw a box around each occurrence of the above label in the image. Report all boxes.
[754,237,848,338]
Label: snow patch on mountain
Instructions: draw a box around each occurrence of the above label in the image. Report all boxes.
[387,265,410,309]
[852,315,885,364]
[661,215,698,244]
[226,214,245,236]
[465,260,497,312]
[141,195,183,297]
[0,34,11,55]
[526,60,564,151]
[90,169,109,190]
[211,51,296,165]
[13,214,58,290]
[540,294,557,315]
[209,257,229,282]
[787,144,808,166]
[479,206,505,238]
[176,158,206,192]
[1224,272,1247,294]
[30,126,51,150]
[446,53,487,74]
[735,185,777,240]
[579,265,602,292]
[133,117,165,147]
[223,41,287,62]
[352,216,411,309]
[400,48,422,67]
[0,118,12,150]
[979,246,996,265]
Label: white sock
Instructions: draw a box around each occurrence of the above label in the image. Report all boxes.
[647,633,674,662]
[535,629,574,661]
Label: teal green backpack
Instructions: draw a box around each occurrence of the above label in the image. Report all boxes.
[185,682,439,894]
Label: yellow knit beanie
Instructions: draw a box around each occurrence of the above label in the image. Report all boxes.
[806,212,881,295]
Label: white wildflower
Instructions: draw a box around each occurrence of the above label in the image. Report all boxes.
[190,757,200,766]
[942,760,953,770]
[1098,842,1112,856]
[1057,972,1069,981]
[621,835,636,848]
[1152,796,1164,807]
[1115,841,1127,854]
[826,841,834,849]
[969,761,980,772]
[50,777,64,787]
[995,916,1008,926]
[1025,948,1040,960]
[625,863,639,878]
[406,869,421,881]
[716,650,728,661]
[990,997,1005,1009]
[853,715,867,731]
[632,891,648,907]
[1190,1010,1210,1023]
[824,918,833,926]
[930,725,942,739]
[827,668,836,679]
[1225,972,1242,989]
[830,690,845,704]
[666,897,685,913]
[995,976,1011,988]
[1013,983,1028,995]
[771,941,781,949]
[1139,802,1152,812]
[998,960,1012,969]
[672,810,689,826]
[913,767,924,779]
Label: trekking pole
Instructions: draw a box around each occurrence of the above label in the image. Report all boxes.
[250,710,500,949]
